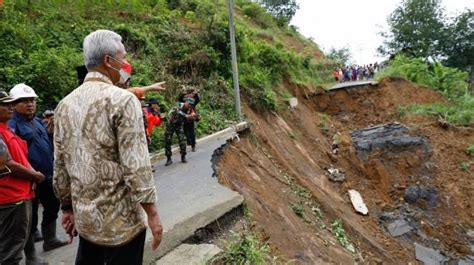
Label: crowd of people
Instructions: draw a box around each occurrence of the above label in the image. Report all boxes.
[0,29,202,265]
[332,62,384,83]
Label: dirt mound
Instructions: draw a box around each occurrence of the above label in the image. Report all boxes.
[216,78,474,264]
[312,77,446,129]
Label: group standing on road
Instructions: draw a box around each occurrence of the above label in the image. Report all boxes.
[332,62,384,83]
[0,29,204,265]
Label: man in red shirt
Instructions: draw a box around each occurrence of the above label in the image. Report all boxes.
[0,91,46,265]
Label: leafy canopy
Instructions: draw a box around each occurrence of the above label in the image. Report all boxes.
[379,0,445,59]
[326,47,352,66]
[379,0,473,87]
[257,0,299,25]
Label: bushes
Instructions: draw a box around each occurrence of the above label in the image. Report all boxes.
[240,63,278,111]
[379,55,472,125]
[1,0,330,153]
[398,96,473,125]
[241,3,276,29]
[467,144,474,156]
[376,55,469,96]
[210,230,275,264]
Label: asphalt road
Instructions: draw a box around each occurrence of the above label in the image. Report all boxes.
[330,80,378,91]
[30,131,243,264]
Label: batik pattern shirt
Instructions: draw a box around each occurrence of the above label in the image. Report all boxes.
[53,71,156,246]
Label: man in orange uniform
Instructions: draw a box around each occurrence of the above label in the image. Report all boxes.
[144,99,166,140]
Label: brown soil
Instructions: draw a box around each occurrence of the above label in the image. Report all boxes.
[216,77,474,264]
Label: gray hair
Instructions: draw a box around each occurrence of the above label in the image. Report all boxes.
[83,30,125,69]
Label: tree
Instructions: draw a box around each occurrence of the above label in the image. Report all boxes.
[442,10,473,70]
[258,0,299,25]
[326,47,352,66]
[379,0,445,60]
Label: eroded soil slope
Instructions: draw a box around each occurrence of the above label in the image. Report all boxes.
[216,77,473,264]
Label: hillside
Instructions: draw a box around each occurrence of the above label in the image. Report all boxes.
[0,0,334,152]
[216,78,474,264]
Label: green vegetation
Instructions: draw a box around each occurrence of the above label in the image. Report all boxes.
[379,0,473,76]
[258,0,299,26]
[210,230,276,265]
[460,162,471,172]
[331,219,355,253]
[377,55,473,125]
[317,112,330,136]
[288,131,296,139]
[397,96,473,125]
[0,0,332,152]
[326,46,352,66]
[467,144,474,156]
[283,174,324,226]
[377,55,469,95]
[290,203,305,218]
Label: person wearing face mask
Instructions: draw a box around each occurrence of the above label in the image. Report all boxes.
[76,63,167,145]
[53,30,163,264]
[116,63,167,145]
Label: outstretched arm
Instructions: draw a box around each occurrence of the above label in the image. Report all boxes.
[140,81,166,93]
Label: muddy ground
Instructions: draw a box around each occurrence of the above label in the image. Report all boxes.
[215,77,473,264]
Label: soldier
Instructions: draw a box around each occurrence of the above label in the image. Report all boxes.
[178,86,200,152]
[164,99,198,166]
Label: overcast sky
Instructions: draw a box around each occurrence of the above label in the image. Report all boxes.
[291,0,473,65]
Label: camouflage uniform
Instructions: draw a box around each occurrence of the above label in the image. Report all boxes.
[164,103,189,158]
[178,87,200,150]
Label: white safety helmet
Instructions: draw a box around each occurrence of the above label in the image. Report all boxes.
[9,83,38,101]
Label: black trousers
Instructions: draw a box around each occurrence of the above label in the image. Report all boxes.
[31,179,60,233]
[75,230,146,265]
[183,120,196,147]
[0,200,32,265]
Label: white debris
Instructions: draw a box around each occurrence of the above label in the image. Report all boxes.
[348,189,368,215]
[327,167,346,182]
[289,97,298,109]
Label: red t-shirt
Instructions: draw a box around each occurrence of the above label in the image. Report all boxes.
[0,123,34,204]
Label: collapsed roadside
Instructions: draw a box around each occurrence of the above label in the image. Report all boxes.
[215,77,474,264]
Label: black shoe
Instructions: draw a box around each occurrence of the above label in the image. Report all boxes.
[42,222,68,252]
[181,155,187,163]
[33,229,43,242]
[165,158,172,166]
[191,145,196,152]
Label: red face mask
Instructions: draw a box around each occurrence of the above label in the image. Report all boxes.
[122,61,132,76]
